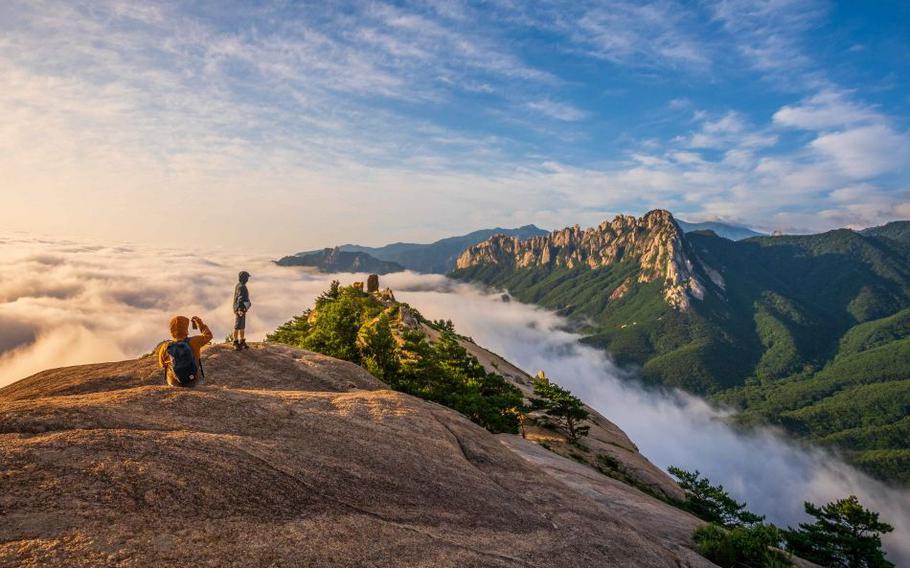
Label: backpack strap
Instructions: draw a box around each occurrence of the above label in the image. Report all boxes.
[163,340,172,383]
[183,337,204,379]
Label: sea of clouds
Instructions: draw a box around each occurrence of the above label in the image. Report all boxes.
[1,236,908,564]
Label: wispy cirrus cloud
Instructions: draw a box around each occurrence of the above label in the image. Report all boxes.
[707,0,827,77]
[526,99,589,121]
[563,1,712,70]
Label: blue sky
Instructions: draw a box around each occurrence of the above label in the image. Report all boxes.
[1,0,909,251]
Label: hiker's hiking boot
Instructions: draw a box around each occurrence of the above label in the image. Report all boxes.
[240,339,249,350]
[233,340,242,351]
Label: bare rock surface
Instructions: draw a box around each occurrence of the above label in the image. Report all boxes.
[1,343,715,567]
[422,324,684,501]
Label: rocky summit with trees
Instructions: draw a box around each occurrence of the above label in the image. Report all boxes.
[267,279,525,434]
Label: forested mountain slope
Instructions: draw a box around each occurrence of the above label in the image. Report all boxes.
[452,211,910,483]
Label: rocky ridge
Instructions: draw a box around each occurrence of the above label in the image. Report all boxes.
[0,343,716,567]
[456,210,714,310]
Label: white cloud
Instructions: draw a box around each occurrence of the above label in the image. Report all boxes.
[527,99,589,121]
[774,90,884,130]
[670,151,704,164]
[811,124,910,179]
[668,97,691,109]
[0,0,907,246]
[685,111,777,150]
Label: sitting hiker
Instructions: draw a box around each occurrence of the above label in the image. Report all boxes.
[232,270,252,351]
[158,315,213,387]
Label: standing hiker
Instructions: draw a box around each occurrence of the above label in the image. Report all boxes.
[233,271,252,350]
[158,315,213,387]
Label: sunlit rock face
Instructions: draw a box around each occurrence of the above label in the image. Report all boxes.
[456,209,714,310]
[0,343,713,567]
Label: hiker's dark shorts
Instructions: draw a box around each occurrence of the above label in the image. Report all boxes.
[234,311,246,330]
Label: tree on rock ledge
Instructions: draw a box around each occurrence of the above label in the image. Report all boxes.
[784,496,894,568]
[530,372,590,442]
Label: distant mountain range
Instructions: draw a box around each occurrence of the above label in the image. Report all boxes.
[676,220,764,241]
[452,210,910,484]
[278,225,549,274]
[275,247,404,274]
[277,220,760,275]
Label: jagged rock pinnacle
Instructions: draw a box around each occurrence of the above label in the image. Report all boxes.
[456,210,710,310]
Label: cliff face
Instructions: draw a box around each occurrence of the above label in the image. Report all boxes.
[0,343,713,567]
[456,210,712,310]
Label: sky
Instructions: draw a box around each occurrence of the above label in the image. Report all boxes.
[1,0,909,253]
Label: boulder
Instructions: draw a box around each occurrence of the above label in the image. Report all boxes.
[367,274,380,293]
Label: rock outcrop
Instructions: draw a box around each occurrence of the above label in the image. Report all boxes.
[0,343,715,567]
[456,210,711,310]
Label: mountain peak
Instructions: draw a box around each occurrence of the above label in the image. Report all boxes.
[455,210,708,310]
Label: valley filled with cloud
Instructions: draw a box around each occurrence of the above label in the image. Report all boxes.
[2,236,908,563]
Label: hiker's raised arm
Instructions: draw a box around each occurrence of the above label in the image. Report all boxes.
[191,316,213,344]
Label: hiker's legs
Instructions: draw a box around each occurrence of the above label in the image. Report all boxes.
[234,311,247,349]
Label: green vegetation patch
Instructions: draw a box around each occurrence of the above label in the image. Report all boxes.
[267,282,523,434]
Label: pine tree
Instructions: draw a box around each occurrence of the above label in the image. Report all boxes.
[315,280,341,307]
[265,312,311,346]
[530,372,590,441]
[667,466,764,527]
[302,291,362,363]
[784,496,894,568]
[269,283,522,434]
[360,313,399,381]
